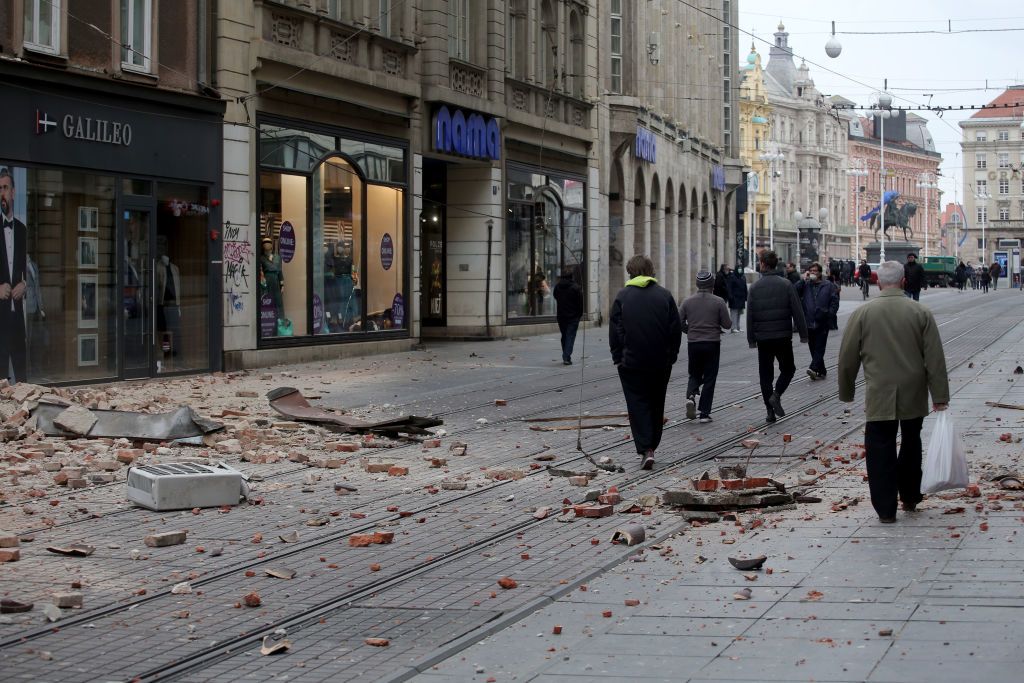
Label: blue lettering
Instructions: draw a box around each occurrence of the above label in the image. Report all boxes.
[451,110,467,155]
[434,106,451,154]
[433,106,502,161]
[635,127,656,163]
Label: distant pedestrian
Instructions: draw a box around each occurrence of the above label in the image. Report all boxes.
[980,266,990,293]
[784,261,801,285]
[553,266,584,365]
[967,263,977,289]
[679,270,732,423]
[838,261,950,523]
[954,261,966,292]
[713,264,730,302]
[795,262,840,381]
[903,253,926,301]
[610,255,682,470]
[746,250,808,423]
[857,260,872,300]
[726,267,748,333]
[990,262,1001,290]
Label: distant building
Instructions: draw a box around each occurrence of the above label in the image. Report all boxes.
[738,45,773,267]
[959,85,1024,267]
[939,203,967,259]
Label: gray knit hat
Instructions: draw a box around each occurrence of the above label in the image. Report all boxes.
[696,270,714,289]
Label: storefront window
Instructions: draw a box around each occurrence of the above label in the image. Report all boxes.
[3,165,118,383]
[506,168,586,320]
[258,121,407,341]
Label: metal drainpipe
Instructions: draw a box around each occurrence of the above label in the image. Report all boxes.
[485,219,493,338]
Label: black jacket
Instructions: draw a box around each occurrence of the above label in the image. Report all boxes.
[610,278,682,370]
[553,277,583,320]
[904,261,926,293]
[725,271,748,310]
[785,270,801,284]
[794,278,840,331]
[713,269,729,302]
[746,269,808,346]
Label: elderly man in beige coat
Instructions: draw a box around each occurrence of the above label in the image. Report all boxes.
[838,261,950,523]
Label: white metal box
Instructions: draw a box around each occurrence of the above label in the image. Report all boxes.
[127,462,246,511]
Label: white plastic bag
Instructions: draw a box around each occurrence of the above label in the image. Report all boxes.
[921,412,969,494]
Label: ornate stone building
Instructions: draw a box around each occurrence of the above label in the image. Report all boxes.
[737,45,772,268]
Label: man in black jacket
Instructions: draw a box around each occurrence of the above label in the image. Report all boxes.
[747,250,808,423]
[553,266,584,365]
[903,253,926,301]
[610,255,682,470]
[784,262,801,284]
[795,262,840,380]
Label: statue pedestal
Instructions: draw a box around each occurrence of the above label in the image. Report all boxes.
[864,241,920,265]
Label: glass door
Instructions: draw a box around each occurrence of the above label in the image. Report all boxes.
[122,207,152,378]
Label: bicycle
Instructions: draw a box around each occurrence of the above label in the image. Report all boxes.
[860,278,870,301]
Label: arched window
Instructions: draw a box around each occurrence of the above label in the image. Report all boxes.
[569,10,584,98]
[508,0,527,80]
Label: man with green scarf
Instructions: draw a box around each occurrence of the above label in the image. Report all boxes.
[610,255,682,470]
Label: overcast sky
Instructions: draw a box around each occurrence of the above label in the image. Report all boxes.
[737,0,1024,204]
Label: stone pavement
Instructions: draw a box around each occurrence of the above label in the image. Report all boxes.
[412,307,1024,682]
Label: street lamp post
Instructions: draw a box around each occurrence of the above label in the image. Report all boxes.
[916,172,939,258]
[977,190,992,265]
[760,147,785,252]
[872,91,893,262]
[846,161,868,260]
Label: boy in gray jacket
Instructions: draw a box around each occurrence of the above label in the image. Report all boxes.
[679,270,732,422]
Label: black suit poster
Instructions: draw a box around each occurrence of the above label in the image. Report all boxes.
[0,216,27,383]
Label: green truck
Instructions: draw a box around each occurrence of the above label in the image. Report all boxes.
[922,255,956,287]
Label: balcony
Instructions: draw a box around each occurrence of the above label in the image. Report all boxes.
[990,219,1024,230]
[504,78,592,132]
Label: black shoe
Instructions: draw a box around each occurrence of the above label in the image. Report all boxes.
[562,359,572,365]
[879,516,897,524]
[765,409,777,424]
[641,451,655,470]
[768,392,785,418]
[686,396,697,420]
[698,415,713,424]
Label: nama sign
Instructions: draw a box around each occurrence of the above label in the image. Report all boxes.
[635,126,656,163]
[433,106,501,161]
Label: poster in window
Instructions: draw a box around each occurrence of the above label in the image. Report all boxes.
[78,237,98,269]
[0,164,29,383]
[78,334,98,366]
[78,274,98,329]
[78,206,99,232]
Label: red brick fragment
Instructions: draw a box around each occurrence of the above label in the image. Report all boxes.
[624,599,640,607]
[364,637,390,647]
[243,591,261,607]
[497,577,518,589]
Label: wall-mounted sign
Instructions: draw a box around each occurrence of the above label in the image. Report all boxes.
[259,294,277,337]
[278,221,296,263]
[35,109,133,146]
[380,233,394,271]
[635,126,656,163]
[711,165,726,191]
[392,293,405,328]
[312,293,324,334]
[433,106,501,161]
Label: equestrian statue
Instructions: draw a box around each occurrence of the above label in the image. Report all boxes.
[861,190,918,242]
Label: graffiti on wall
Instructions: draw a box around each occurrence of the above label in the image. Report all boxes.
[223,220,252,324]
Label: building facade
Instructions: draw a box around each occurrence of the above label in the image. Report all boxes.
[737,45,772,270]
[959,85,1024,270]
[760,24,848,266]
[939,202,966,259]
[0,0,224,385]
[598,0,743,308]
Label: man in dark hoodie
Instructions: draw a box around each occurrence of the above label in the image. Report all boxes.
[747,250,808,423]
[553,266,584,365]
[680,270,732,423]
[610,255,682,470]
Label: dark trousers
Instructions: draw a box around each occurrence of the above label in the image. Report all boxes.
[864,417,925,518]
[558,317,580,362]
[686,341,720,417]
[992,277,999,290]
[618,365,672,455]
[807,328,829,375]
[756,338,795,405]
[905,290,920,301]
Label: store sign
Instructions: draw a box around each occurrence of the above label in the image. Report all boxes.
[35,109,133,146]
[635,126,656,163]
[392,293,405,328]
[380,233,394,271]
[711,165,726,191]
[433,106,501,161]
[312,293,324,334]
[278,222,296,263]
[259,294,277,337]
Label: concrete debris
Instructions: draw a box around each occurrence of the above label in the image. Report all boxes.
[53,404,98,436]
[265,567,297,579]
[45,543,96,557]
[33,400,223,441]
[261,629,292,655]
[267,387,441,436]
[0,599,33,613]
[144,531,187,548]
[42,604,62,622]
[610,523,646,546]
[728,555,768,570]
[170,582,192,595]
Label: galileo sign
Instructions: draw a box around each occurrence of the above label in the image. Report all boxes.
[433,106,501,161]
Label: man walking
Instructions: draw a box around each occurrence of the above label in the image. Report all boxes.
[838,261,950,523]
[747,250,808,423]
[903,253,926,301]
[795,262,840,380]
[680,270,732,423]
[713,264,730,302]
[726,267,748,333]
[989,261,1001,291]
[857,260,872,300]
[610,255,682,470]
[784,261,801,285]
[553,266,584,365]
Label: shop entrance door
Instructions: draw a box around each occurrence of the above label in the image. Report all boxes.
[121,203,154,378]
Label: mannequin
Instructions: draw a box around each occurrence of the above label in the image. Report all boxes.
[260,237,285,321]
[155,253,182,359]
[333,239,358,329]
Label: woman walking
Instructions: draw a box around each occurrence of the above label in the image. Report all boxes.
[726,268,748,333]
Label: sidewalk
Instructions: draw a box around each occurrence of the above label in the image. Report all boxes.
[413,319,1024,682]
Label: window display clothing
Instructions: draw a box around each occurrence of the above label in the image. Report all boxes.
[260,249,284,318]
[156,256,182,356]
[333,247,358,330]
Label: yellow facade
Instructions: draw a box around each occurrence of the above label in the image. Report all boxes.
[738,47,772,255]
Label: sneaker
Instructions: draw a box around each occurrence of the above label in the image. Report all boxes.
[806,368,818,381]
[768,392,785,418]
[641,451,655,470]
[699,415,713,423]
[879,516,897,524]
[685,396,697,420]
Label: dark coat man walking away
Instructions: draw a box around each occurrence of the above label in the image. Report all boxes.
[784,262,801,284]
[980,266,991,293]
[989,262,1002,290]
[794,262,840,381]
[726,268,748,333]
[553,267,584,365]
[838,261,950,523]
[903,253,926,301]
[610,255,682,470]
[713,264,729,302]
[679,270,732,423]
[747,250,808,423]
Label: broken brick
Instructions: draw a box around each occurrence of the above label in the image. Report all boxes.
[329,442,360,453]
[0,534,19,548]
[372,531,394,544]
[0,548,21,562]
[573,504,613,518]
[364,462,393,474]
[624,599,640,607]
[144,531,187,548]
[423,439,441,448]
[52,592,83,608]
[497,577,518,589]
[387,466,409,477]
[242,591,261,607]
[364,638,390,647]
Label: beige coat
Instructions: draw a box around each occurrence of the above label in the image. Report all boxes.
[838,288,950,421]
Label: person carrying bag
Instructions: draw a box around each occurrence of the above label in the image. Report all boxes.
[920,412,969,493]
